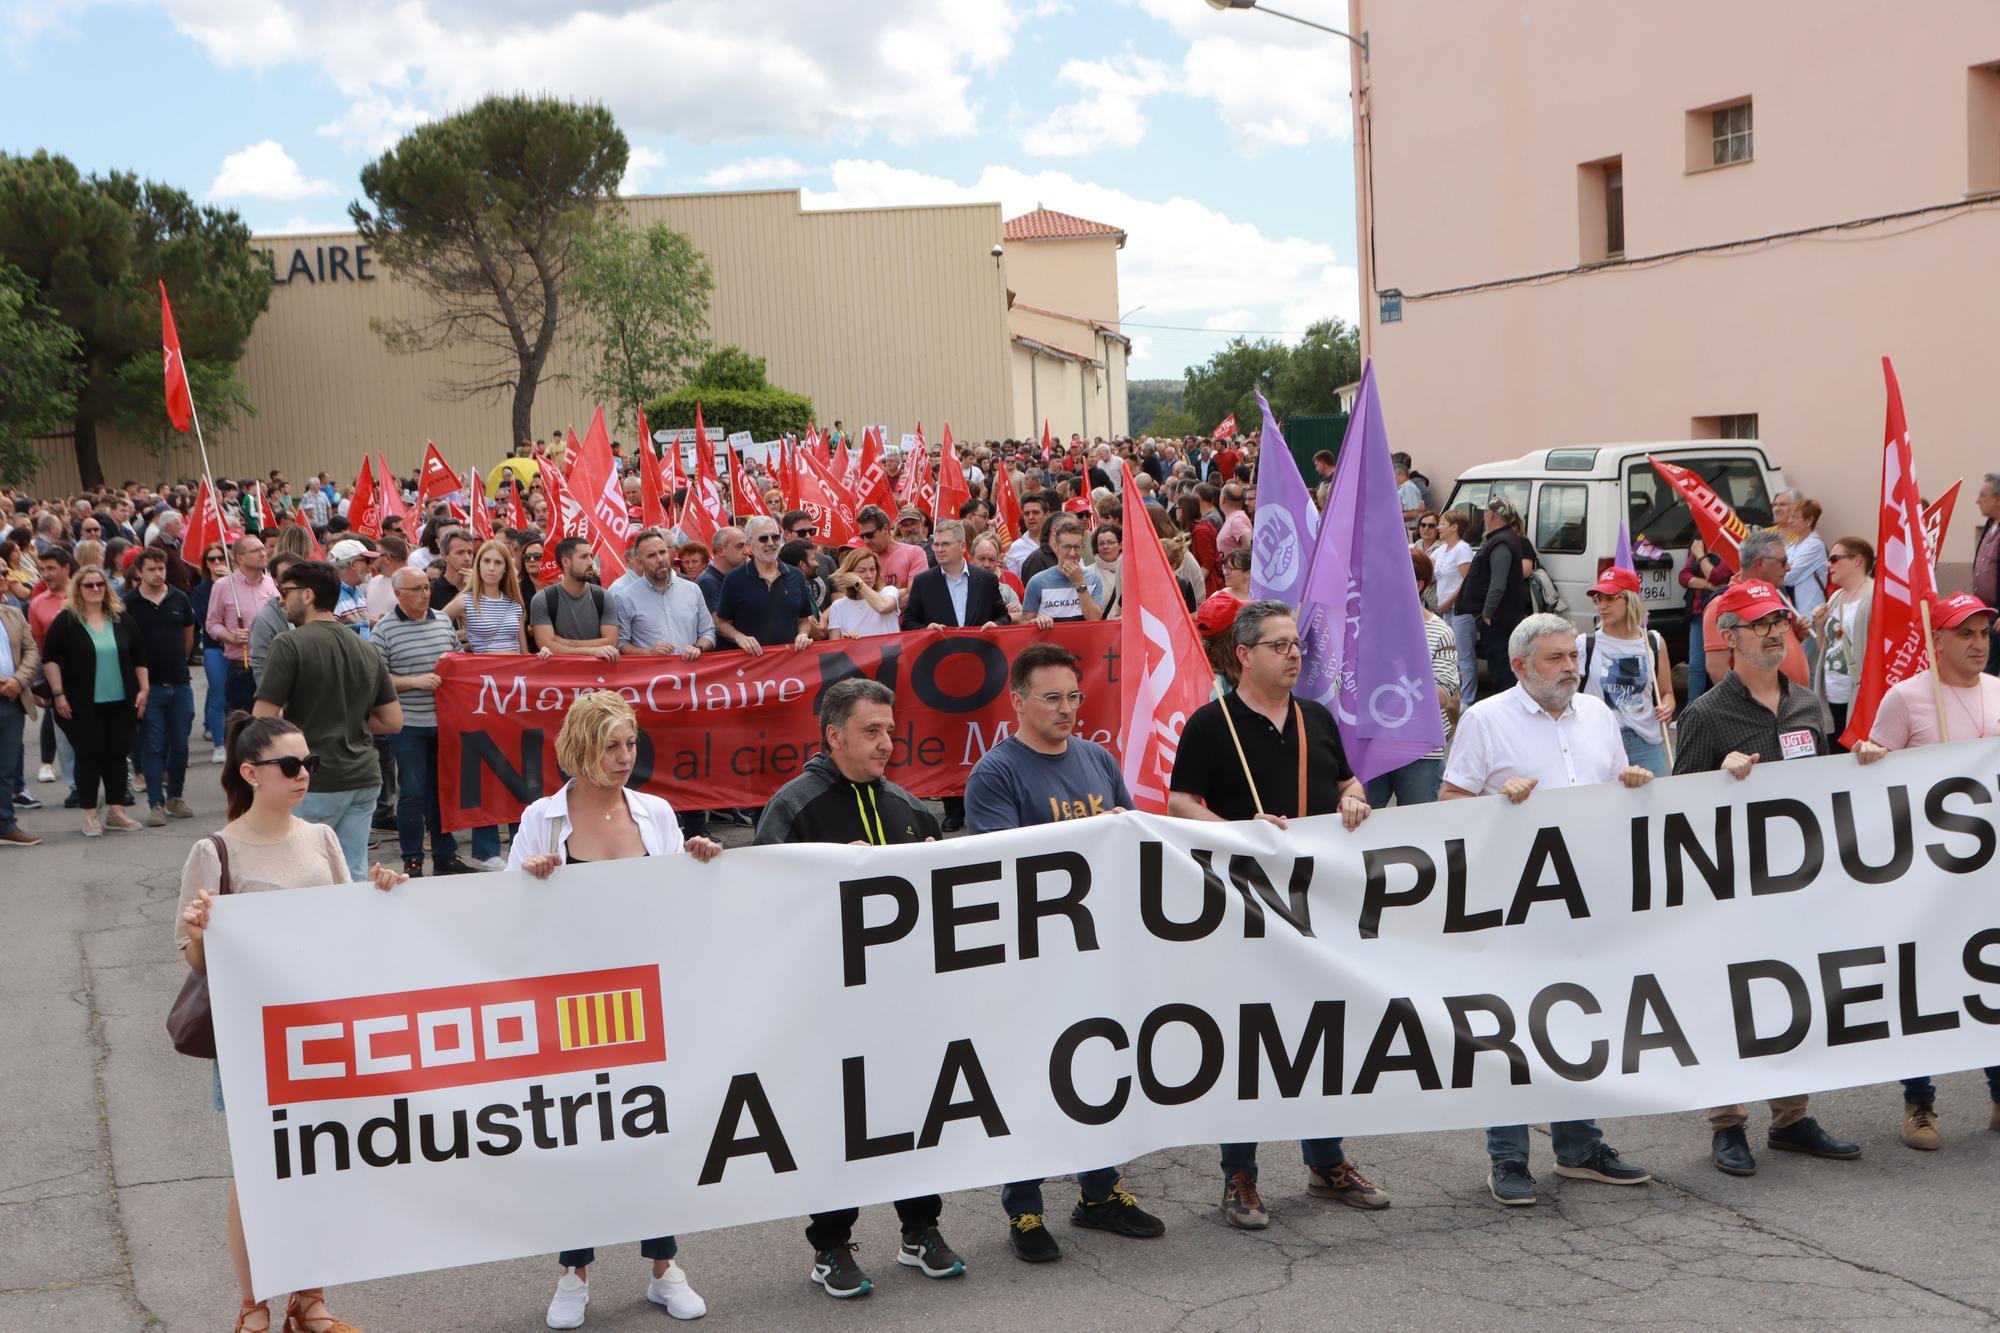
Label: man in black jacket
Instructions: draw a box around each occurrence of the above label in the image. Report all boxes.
[902,521,1004,631]
[1457,497,1530,695]
[753,679,961,1300]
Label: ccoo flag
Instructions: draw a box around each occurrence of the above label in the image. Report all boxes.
[160,281,194,432]
[1247,390,1318,606]
[1116,460,1215,812]
[1293,362,1445,782]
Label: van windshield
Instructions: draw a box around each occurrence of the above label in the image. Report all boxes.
[1442,478,1530,529]
[1626,459,1774,547]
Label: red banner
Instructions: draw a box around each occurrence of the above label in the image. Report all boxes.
[1646,455,1749,566]
[1211,413,1237,441]
[436,622,1122,829]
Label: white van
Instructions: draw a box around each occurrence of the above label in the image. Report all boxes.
[1442,442,1788,651]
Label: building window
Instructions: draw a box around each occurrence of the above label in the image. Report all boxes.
[1577,155,1623,264]
[1604,165,1625,258]
[1970,65,2000,196]
[1711,101,1753,165]
[1693,412,1759,440]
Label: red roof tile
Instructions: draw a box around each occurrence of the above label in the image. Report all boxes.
[1003,208,1125,244]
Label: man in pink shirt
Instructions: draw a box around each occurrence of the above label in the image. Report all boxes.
[1853,590,2000,1147]
[202,534,278,710]
[855,503,929,598]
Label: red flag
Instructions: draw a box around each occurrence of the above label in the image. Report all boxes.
[679,404,725,545]
[777,438,801,511]
[349,456,382,539]
[1844,357,1945,747]
[795,441,859,546]
[637,408,670,532]
[1116,460,1215,813]
[505,474,529,534]
[728,437,772,522]
[377,455,407,527]
[563,429,581,477]
[255,482,279,532]
[855,427,897,515]
[567,405,632,582]
[160,281,194,433]
[838,431,861,493]
[990,456,1025,548]
[290,508,325,559]
[1041,419,1053,464]
[1210,412,1238,441]
[933,423,970,522]
[468,476,494,542]
[537,460,578,585]
[183,479,228,558]
[1923,479,1962,558]
[1646,456,1749,568]
[416,441,462,513]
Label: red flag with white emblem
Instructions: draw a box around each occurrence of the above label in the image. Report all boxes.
[348,457,382,539]
[416,441,462,513]
[932,423,970,523]
[160,281,194,433]
[567,406,632,582]
[1116,460,1216,813]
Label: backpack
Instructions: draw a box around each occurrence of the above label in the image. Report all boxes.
[1528,566,1568,616]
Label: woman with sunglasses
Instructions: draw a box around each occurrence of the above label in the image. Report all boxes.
[191,543,233,761]
[1811,536,1875,746]
[509,691,722,1327]
[178,712,405,1333]
[41,568,147,836]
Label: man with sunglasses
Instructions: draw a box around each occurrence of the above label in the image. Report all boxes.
[714,516,814,655]
[781,508,837,581]
[963,643,1166,1263]
[1674,578,1861,1177]
[253,560,404,878]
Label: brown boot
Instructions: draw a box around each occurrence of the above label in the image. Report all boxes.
[1901,1102,1942,1151]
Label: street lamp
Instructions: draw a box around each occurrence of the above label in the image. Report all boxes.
[1202,0,1367,58]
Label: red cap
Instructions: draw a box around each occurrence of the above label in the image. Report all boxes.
[1931,591,1998,630]
[1195,590,1244,640]
[1587,566,1641,598]
[1711,579,1787,622]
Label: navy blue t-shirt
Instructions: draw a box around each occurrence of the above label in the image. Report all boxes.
[964,735,1132,832]
[715,562,814,646]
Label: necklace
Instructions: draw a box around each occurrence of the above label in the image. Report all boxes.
[1946,682,1993,740]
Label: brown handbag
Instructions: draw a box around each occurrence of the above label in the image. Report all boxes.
[166,835,231,1059]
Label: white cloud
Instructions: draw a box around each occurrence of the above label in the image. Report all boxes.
[803,159,1358,374]
[207,140,337,201]
[1122,0,1353,152]
[315,94,430,154]
[621,146,670,193]
[701,156,813,189]
[1019,53,1172,157]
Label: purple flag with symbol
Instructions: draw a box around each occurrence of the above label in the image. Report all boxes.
[1249,390,1319,606]
[1613,520,1635,573]
[1294,361,1446,781]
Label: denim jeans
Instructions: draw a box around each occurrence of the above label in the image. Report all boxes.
[1901,1068,2000,1105]
[557,1236,675,1269]
[1619,729,1669,778]
[1485,1119,1604,1166]
[1002,1167,1121,1216]
[391,726,458,866]
[471,825,502,862]
[0,701,23,835]
[202,646,230,745]
[1448,613,1479,705]
[1684,624,1708,706]
[1364,756,1444,808]
[139,682,194,806]
[1219,1138,1345,1180]
[296,785,380,879]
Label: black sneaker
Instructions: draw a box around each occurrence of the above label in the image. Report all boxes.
[1712,1125,1756,1176]
[1071,1181,1165,1238]
[372,814,399,832]
[430,857,477,876]
[1489,1159,1536,1206]
[1768,1116,1861,1160]
[13,793,41,810]
[1007,1212,1061,1263]
[810,1243,873,1298]
[1553,1142,1651,1186]
[897,1226,966,1278]
[402,857,426,877]
[62,790,81,810]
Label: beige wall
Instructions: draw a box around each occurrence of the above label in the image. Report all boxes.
[36,189,1017,494]
[1006,235,1122,323]
[1004,233,1128,440]
[1349,0,2000,574]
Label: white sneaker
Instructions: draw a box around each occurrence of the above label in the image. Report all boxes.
[646,1263,707,1320]
[35,765,55,784]
[545,1271,589,1328]
[479,855,509,871]
[211,747,227,765]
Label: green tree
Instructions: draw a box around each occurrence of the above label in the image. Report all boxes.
[567,218,714,417]
[0,261,82,484]
[1127,377,1184,434]
[1268,317,1361,419]
[1141,404,1199,438]
[689,345,771,392]
[1181,336,1289,438]
[0,151,268,486]
[644,345,814,440]
[352,95,628,446]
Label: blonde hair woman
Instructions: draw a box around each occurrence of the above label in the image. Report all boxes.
[1578,567,1675,775]
[507,691,721,1327]
[825,546,902,639]
[445,539,528,866]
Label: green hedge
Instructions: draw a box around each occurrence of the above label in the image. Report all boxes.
[644,387,815,441]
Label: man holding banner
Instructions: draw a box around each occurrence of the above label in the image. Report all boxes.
[1439,613,1658,1205]
[1674,579,1863,1176]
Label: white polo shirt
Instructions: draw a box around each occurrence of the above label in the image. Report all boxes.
[1443,687,1628,795]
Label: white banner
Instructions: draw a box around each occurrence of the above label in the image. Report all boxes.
[210,741,2000,1297]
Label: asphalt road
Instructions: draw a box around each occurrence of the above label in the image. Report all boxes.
[5,749,1999,1331]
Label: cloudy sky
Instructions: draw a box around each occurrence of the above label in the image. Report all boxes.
[1,0,1361,378]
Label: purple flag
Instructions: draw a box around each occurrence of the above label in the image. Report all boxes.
[1614,520,1635,573]
[1294,361,1446,781]
[1249,390,1319,606]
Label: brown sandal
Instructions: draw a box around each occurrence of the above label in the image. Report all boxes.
[284,1288,362,1333]
[233,1299,271,1333]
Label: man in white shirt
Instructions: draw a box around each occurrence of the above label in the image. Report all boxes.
[1440,613,1655,1207]
[1004,494,1050,576]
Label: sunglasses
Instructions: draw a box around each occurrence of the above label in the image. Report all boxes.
[249,754,320,778]
[78,580,108,590]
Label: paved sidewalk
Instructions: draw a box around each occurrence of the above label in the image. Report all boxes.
[4,767,1999,1331]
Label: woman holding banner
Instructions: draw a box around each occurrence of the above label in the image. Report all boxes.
[508,690,723,1327]
[177,712,406,1333]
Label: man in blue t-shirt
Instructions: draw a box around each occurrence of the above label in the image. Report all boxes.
[963,642,1164,1264]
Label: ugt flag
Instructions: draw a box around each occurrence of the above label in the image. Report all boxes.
[1294,361,1445,781]
[1248,390,1318,606]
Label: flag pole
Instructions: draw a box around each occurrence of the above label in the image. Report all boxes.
[1211,676,1265,816]
[180,381,252,668]
[1920,597,1950,741]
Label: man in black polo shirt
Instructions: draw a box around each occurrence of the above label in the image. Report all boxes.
[1168,600,1388,1229]
[714,516,813,654]
[1673,578,1861,1177]
[124,547,197,824]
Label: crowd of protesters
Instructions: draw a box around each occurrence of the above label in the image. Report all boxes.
[3,436,1997,1329]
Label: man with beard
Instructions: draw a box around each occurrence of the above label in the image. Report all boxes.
[1440,613,1657,1206]
[1674,579,1863,1177]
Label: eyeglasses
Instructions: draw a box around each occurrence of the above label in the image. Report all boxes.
[207,555,228,564]
[1028,690,1086,707]
[278,584,303,596]
[1252,638,1304,655]
[248,754,320,778]
[1829,551,1856,563]
[1739,613,1788,633]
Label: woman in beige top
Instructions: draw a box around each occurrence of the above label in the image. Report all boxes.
[178,711,404,1333]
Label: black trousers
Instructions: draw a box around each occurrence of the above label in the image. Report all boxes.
[1480,616,1522,695]
[805,1196,941,1252]
[223,661,258,713]
[58,698,136,807]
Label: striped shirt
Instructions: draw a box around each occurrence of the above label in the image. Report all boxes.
[463,592,524,655]
[370,607,459,728]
